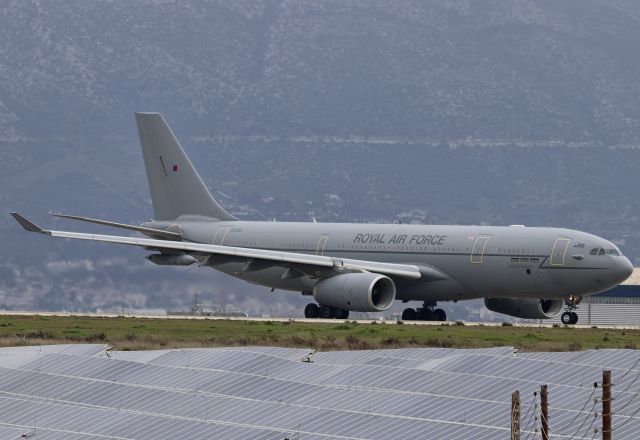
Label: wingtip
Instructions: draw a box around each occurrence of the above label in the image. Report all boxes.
[10,212,47,233]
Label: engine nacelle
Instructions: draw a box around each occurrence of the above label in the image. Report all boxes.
[313,272,396,312]
[484,298,564,320]
[146,254,196,266]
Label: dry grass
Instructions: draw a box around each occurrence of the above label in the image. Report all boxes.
[0,315,638,352]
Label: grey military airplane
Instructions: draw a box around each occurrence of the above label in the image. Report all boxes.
[12,113,634,324]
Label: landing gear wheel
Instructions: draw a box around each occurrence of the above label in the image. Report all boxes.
[319,305,335,319]
[336,309,349,320]
[562,296,582,325]
[304,303,319,319]
[570,312,579,324]
[434,308,447,322]
[402,308,417,321]
[419,309,435,321]
[561,312,573,325]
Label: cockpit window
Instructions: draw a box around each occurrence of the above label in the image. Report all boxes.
[589,247,621,256]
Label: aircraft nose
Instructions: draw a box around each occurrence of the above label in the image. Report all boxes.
[614,256,634,284]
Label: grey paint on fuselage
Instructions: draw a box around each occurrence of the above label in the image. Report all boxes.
[145,218,632,303]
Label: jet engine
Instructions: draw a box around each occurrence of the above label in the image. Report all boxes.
[146,254,196,266]
[484,298,564,320]
[313,272,396,312]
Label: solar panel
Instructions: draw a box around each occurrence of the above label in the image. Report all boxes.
[0,344,637,439]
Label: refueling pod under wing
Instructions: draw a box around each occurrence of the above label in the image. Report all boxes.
[146,254,196,266]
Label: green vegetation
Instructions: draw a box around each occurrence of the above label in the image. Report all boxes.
[0,315,638,352]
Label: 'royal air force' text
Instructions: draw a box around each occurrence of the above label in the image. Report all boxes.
[353,233,447,246]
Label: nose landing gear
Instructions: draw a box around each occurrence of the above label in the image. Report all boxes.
[560,295,582,325]
[561,311,578,325]
[402,301,447,322]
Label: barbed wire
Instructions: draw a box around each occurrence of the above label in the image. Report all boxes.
[617,390,640,415]
[607,359,640,435]
[616,353,640,384]
[568,397,599,440]
[513,364,640,439]
[615,361,640,415]
[579,409,599,440]
[521,414,536,437]
[614,391,640,431]
[520,392,538,437]
[523,413,538,439]
[531,411,540,440]
[555,384,598,435]
[524,395,540,440]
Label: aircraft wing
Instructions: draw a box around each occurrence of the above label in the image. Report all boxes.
[50,213,182,240]
[11,213,423,280]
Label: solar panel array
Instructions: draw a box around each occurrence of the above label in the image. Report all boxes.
[0,344,638,439]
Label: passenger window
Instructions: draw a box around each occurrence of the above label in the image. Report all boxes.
[589,248,599,255]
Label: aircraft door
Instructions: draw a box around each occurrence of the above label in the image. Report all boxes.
[471,236,490,264]
[213,227,230,245]
[316,234,329,256]
[550,238,570,266]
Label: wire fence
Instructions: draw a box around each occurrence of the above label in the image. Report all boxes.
[512,366,640,439]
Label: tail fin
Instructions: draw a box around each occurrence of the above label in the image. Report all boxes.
[135,112,237,221]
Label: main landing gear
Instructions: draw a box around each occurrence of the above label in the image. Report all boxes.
[560,295,582,325]
[304,303,349,320]
[402,301,447,322]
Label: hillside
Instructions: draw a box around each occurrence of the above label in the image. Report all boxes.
[1,1,639,142]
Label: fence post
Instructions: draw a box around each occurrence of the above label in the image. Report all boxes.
[541,384,549,440]
[511,390,520,440]
[602,370,611,440]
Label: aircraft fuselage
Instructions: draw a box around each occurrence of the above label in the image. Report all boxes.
[145,219,632,303]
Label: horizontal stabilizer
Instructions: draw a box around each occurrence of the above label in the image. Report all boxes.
[50,213,181,240]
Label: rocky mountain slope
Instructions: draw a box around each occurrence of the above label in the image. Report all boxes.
[1,1,639,142]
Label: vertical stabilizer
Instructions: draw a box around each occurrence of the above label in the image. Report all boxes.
[135,112,237,221]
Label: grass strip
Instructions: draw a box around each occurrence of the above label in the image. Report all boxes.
[0,315,638,352]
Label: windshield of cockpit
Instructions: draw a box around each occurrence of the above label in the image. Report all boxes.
[589,248,620,256]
